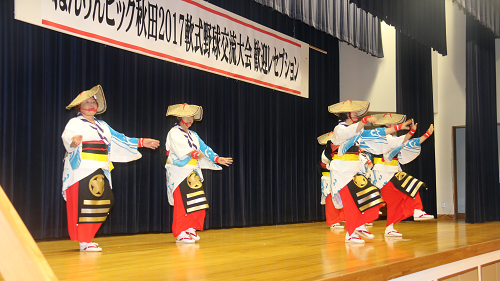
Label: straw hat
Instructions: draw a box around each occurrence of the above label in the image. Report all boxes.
[372,113,406,126]
[166,103,203,121]
[66,85,107,114]
[317,131,333,145]
[328,100,370,117]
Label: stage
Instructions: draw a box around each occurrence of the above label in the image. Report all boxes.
[26,219,500,280]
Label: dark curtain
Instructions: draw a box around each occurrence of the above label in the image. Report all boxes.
[465,14,500,223]
[0,0,339,239]
[396,32,437,217]
[454,0,500,38]
[248,0,384,58]
[350,0,447,56]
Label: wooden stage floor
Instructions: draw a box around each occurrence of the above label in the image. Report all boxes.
[27,219,500,280]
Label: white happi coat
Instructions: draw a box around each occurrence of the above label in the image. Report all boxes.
[369,134,421,189]
[61,114,142,199]
[165,124,221,206]
[327,122,388,208]
[327,122,362,209]
[357,127,391,177]
[320,150,333,205]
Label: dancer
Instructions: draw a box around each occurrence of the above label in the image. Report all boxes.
[165,103,233,243]
[328,100,411,244]
[318,132,345,229]
[369,113,434,237]
[62,85,160,252]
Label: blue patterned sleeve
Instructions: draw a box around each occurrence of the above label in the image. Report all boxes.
[385,144,404,161]
[361,127,387,138]
[401,138,421,155]
[358,128,388,154]
[169,151,193,167]
[100,121,141,162]
[68,148,82,169]
[195,133,219,162]
[61,118,82,169]
[404,138,421,149]
[395,137,421,164]
[107,124,139,149]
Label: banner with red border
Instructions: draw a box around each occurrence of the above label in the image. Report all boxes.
[15,0,309,97]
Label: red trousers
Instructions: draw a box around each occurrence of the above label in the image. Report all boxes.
[381,181,423,226]
[66,183,102,243]
[339,186,381,235]
[172,188,206,237]
[325,194,345,225]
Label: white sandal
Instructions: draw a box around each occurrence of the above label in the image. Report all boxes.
[185,228,200,241]
[385,230,403,237]
[80,242,102,252]
[176,231,195,244]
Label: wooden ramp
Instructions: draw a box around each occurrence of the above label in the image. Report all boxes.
[0,185,57,281]
[24,219,500,280]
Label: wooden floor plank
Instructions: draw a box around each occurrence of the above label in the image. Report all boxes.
[18,219,500,281]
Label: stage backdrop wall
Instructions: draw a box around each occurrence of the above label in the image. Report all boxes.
[0,0,339,239]
[339,22,397,112]
[433,0,467,215]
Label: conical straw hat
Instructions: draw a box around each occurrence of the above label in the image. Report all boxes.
[372,113,406,126]
[317,131,333,145]
[66,85,107,114]
[166,103,203,121]
[328,100,370,117]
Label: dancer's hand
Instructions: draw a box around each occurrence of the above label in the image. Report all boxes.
[71,135,83,147]
[401,119,412,130]
[427,124,434,136]
[217,157,233,167]
[411,120,418,131]
[366,116,377,124]
[142,138,160,149]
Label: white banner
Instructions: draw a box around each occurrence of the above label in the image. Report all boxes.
[15,0,309,97]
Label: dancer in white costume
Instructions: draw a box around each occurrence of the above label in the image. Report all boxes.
[62,85,159,252]
[318,132,345,229]
[165,103,233,243]
[368,113,434,237]
[328,100,411,244]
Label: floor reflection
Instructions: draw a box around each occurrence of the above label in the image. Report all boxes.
[170,242,204,280]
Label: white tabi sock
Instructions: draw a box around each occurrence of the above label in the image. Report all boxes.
[385,223,395,232]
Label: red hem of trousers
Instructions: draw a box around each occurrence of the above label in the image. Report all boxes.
[66,183,102,243]
[325,194,345,225]
[172,187,206,237]
[339,186,381,235]
[380,181,423,226]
